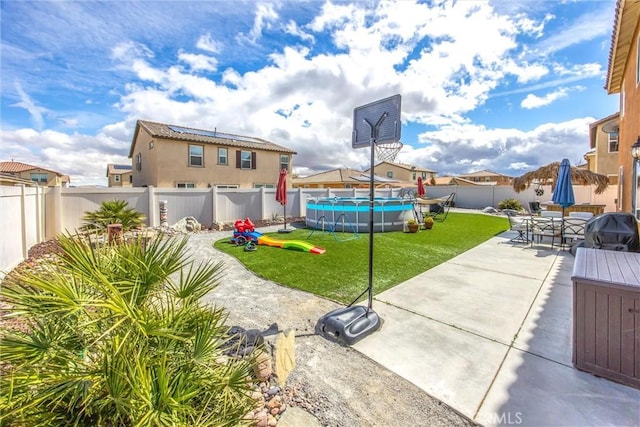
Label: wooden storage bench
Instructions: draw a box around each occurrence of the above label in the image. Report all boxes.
[571,248,640,389]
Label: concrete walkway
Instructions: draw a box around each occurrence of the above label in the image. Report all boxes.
[353,230,640,426]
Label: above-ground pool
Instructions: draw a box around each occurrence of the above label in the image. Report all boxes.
[306,197,415,233]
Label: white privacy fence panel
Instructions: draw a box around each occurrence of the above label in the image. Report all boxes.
[153,189,213,227]
[1,186,46,275]
[2,182,620,274]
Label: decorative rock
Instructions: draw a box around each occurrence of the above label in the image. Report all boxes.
[253,351,272,381]
[267,414,277,427]
[171,216,201,233]
[266,386,280,396]
[274,329,296,385]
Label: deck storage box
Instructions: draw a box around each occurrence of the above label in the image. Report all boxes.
[571,248,640,389]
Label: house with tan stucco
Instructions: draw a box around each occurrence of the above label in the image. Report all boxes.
[456,170,512,185]
[106,164,133,187]
[585,113,620,186]
[364,161,437,185]
[605,0,640,214]
[0,161,70,187]
[128,120,296,189]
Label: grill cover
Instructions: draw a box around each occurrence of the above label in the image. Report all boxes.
[584,213,640,252]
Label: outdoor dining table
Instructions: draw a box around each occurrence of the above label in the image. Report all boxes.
[523,216,588,248]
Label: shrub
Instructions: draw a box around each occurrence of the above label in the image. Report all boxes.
[81,199,146,233]
[0,233,256,426]
[498,198,523,211]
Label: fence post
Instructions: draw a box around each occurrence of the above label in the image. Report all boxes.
[298,187,304,218]
[260,187,267,220]
[147,186,157,227]
[18,185,27,259]
[211,186,218,223]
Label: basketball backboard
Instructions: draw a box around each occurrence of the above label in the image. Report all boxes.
[352,94,401,148]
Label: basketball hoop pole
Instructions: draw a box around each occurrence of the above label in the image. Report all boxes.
[363,112,388,310]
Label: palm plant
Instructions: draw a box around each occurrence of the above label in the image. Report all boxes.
[81,199,146,233]
[0,233,257,426]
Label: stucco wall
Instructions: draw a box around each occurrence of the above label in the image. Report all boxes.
[619,24,640,213]
[131,129,291,188]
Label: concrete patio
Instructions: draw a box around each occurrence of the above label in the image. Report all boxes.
[353,230,640,426]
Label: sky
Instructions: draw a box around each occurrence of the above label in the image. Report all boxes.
[0,0,621,186]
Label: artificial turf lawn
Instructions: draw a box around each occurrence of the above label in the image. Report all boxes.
[213,212,509,304]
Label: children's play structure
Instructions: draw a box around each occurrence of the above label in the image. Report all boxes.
[230,218,325,254]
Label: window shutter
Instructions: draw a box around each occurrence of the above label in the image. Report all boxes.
[236,150,241,168]
[252,152,257,169]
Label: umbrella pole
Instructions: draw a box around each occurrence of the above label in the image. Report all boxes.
[283,203,287,230]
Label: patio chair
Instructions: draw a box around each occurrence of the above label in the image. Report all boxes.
[504,209,529,243]
[561,217,587,250]
[530,216,562,248]
[529,201,544,216]
[424,192,456,222]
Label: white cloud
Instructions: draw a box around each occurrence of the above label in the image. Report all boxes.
[196,33,222,53]
[237,3,279,44]
[12,82,47,130]
[404,117,593,177]
[177,51,218,72]
[520,87,569,109]
[532,8,612,57]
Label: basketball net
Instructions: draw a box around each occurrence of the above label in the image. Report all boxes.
[374,141,403,162]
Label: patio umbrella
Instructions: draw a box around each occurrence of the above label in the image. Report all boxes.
[417,176,425,197]
[276,169,291,233]
[513,161,609,194]
[551,159,575,217]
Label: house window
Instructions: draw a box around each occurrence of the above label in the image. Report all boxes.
[189,145,203,167]
[216,184,239,189]
[412,172,416,180]
[218,147,228,165]
[608,132,619,153]
[114,175,121,182]
[254,183,275,188]
[176,182,195,188]
[387,171,393,178]
[129,175,133,183]
[280,154,289,172]
[421,172,426,179]
[30,173,47,183]
[136,153,142,171]
[236,150,255,169]
[485,177,491,182]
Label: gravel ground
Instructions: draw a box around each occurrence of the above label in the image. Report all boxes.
[4,223,476,427]
[189,229,477,427]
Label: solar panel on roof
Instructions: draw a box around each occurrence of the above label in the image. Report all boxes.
[168,125,262,144]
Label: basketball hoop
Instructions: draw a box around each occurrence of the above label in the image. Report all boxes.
[374,140,403,162]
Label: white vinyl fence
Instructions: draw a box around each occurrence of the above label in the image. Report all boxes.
[1,183,618,274]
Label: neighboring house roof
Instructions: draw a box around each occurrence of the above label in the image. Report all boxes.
[605,0,640,93]
[369,161,437,173]
[0,161,70,183]
[433,176,481,186]
[129,120,297,158]
[588,112,619,149]
[106,163,132,177]
[292,168,368,185]
[457,169,512,179]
